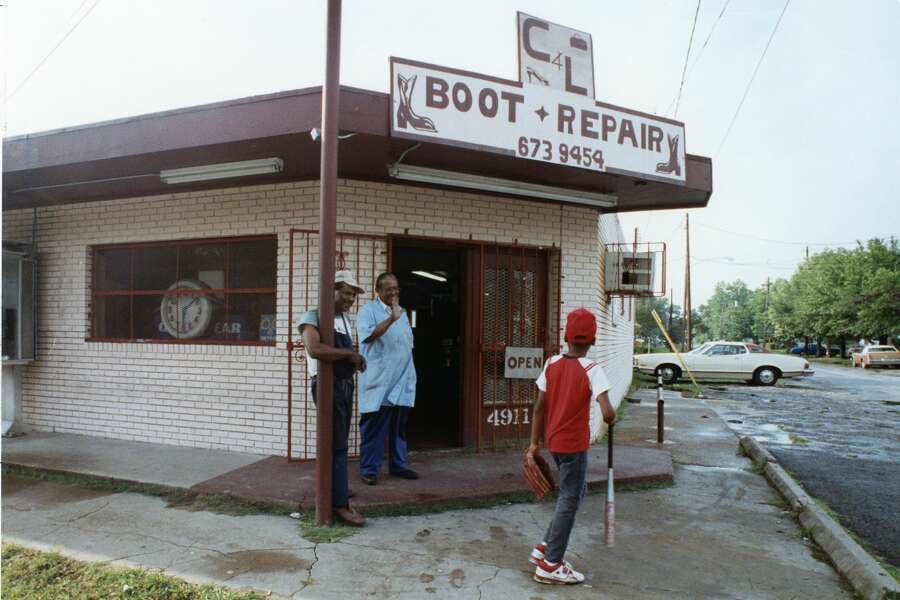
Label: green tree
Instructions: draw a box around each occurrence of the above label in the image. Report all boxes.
[768,278,802,346]
[698,281,754,341]
[763,237,898,350]
[856,238,900,343]
[634,296,685,350]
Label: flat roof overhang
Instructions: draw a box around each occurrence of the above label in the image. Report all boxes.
[2,86,712,212]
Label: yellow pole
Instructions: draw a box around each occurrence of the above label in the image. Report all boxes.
[651,309,703,396]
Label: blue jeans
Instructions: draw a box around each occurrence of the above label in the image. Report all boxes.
[311,376,354,508]
[359,405,410,477]
[544,450,588,564]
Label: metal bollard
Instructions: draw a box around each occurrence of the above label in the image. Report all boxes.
[657,375,664,444]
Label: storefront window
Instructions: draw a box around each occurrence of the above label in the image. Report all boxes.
[90,236,277,344]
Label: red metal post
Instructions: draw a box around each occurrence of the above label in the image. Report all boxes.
[316,0,342,526]
[287,230,295,460]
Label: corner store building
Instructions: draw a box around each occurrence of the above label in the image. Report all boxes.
[3,21,712,457]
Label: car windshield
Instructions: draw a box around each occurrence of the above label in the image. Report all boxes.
[869,346,898,352]
[688,343,712,354]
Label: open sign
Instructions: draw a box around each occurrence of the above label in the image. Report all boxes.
[504,347,545,379]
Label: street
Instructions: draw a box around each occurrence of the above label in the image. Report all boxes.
[704,363,900,567]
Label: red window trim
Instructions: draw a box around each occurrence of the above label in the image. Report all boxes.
[88,235,277,346]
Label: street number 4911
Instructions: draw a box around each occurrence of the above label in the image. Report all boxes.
[486,407,530,426]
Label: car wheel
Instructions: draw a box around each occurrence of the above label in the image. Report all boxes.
[753,367,779,386]
[655,364,680,385]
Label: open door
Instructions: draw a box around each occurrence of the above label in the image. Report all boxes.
[391,239,465,449]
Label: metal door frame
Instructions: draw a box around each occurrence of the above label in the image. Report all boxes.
[387,234,561,452]
[286,228,387,461]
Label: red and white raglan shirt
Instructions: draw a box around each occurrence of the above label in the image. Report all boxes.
[535,355,611,454]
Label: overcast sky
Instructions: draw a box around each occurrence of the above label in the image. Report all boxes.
[3,0,898,305]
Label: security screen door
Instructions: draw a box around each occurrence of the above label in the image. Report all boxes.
[477,245,554,450]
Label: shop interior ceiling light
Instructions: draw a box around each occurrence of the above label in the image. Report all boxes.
[160,158,284,184]
[388,164,617,208]
[411,270,448,282]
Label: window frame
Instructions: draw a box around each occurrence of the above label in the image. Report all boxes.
[88,234,277,346]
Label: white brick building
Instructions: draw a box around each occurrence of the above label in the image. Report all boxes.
[2,88,712,457]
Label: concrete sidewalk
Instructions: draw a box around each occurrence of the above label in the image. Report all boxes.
[2,392,854,599]
[2,430,671,511]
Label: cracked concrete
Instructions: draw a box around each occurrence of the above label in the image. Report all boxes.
[3,392,855,599]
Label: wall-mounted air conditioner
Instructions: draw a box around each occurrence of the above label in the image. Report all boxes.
[604,243,665,297]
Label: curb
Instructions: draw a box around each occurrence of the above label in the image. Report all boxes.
[739,436,899,600]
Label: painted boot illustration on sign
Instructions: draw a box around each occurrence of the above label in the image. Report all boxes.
[655,134,681,177]
[396,74,437,133]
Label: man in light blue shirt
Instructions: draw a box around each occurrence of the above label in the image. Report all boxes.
[356,272,418,484]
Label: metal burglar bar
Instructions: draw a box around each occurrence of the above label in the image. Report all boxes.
[286,229,388,461]
[478,245,551,450]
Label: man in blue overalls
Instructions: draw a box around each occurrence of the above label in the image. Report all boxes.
[299,270,367,526]
[356,272,418,485]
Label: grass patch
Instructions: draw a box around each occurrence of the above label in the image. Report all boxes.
[2,464,294,517]
[1,543,263,600]
[296,512,359,543]
[808,356,851,366]
[749,457,768,476]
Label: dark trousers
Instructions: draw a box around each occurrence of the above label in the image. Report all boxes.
[358,405,410,477]
[311,376,354,508]
[544,450,588,564]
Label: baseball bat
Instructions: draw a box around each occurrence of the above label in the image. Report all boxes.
[604,422,615,546]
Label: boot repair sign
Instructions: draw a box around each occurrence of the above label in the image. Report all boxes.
[390,12,686,184]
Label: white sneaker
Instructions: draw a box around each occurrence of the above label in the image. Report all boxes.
[533,559,585,585]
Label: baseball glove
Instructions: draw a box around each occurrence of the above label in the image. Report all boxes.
[522,452,556,499]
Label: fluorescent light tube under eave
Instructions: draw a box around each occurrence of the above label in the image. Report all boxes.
[411,270,448,282]
[388,164,617,208]
[160,158,284,184]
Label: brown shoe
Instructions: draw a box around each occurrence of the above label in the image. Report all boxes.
[335,506,365,527]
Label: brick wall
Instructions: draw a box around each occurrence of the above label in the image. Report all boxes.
[4,179,633,455]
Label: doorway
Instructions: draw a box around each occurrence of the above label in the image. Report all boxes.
[391,240,465,449]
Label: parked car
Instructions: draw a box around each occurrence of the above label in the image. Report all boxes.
[789,342,842,357]
[850,345,900,369]
[634,341,813,386]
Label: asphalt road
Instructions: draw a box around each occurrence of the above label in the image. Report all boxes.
[702,363,900,567]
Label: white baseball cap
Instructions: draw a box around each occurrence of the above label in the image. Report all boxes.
[335,270,365,294]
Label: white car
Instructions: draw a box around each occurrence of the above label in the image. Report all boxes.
[634,341,814,386]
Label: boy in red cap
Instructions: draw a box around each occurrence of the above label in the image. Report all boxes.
[524,307,616,585]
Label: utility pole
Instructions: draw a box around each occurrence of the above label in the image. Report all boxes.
[764,276,770,346]
[316,0,342,526]
[805,245,809,260]
[684,213,692,351]
[632,227,638,317]
[668,288,674,331]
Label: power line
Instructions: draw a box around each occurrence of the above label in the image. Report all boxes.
[714,0,790,157]
[665,0,731,115]
[694,222,861,247]
[674,0,702,118]
[6,0,102,101]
